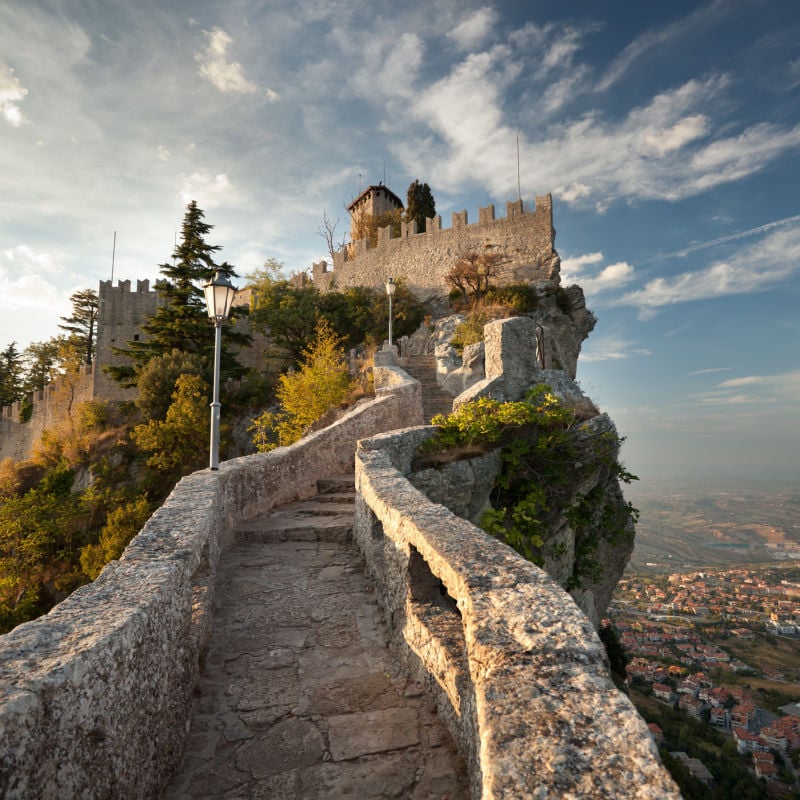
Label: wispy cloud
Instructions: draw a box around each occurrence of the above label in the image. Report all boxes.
[196,28,259,94]
[697,369,800,407]
[448,7,497,50]
[642,213,800,264]
[179,172,234,209]
[596,0,728,91]
[687,367,732,377]
[561,252,636,296]
[0,57,28,126]
[618,223,800,312]
[580,330,652,362]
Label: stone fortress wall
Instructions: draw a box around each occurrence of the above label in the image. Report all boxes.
[0,278,259,462]
[0,280,160,462]
[313,196,560,297]
[0,366,95,463]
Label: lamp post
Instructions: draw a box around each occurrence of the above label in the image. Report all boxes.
[203,270,237,470]
[385,277,396,347]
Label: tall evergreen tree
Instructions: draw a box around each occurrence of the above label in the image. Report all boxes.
[0,343,24,406]
[107,201,250,386]
[58,289,98,366]
[405,180,436,233]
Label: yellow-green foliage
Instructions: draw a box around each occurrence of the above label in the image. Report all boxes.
[80,495,152,580]
[450,313,489,356]
[131,373,210,477]
[249,319,354,451]
[421,386,636,573]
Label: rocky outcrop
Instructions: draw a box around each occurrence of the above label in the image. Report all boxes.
[405,281,596,402]
[413,316,632,629]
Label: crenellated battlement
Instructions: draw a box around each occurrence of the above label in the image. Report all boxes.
[313,195,558,297]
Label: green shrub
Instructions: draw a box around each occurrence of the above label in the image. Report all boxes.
[450,313,489,356]
[419,385,637,579]
[485,283,539,312]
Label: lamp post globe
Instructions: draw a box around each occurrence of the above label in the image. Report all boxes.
[203,270,237,470]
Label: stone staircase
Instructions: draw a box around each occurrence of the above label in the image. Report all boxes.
[164,474,467,800]
[401,355,454,422]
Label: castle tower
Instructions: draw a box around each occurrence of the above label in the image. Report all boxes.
[347,184,404,242]
[92,279,162,402]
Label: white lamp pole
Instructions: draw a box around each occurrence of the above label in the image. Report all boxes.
[203,270,237,470]
[385,277,396,347]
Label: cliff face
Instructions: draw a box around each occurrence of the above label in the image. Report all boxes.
[407,315,635,628]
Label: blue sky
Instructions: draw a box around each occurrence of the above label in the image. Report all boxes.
[0,0,798,483]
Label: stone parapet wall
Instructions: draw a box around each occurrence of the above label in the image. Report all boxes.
[313,196,559,298]
[0,371,422,800]
[353,428,681,800]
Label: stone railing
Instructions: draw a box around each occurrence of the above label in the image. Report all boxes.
[0,370,421,800]
[354,426,681,800]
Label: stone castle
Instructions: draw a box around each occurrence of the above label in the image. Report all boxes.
[313,190,559,296]
[0,192,562,462]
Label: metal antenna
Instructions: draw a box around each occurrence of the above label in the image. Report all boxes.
[517,135,522,202]
[111,231,116,282]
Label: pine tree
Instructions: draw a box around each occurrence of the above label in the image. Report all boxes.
[58,289,98,366]
[107,201,250,385]
[405,180,436,233]
[0,343,24,406]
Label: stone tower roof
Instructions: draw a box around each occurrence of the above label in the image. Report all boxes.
[346,184,404,214]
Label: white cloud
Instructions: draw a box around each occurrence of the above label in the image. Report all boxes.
[556,182,592,203]
[157,145,171,161]
[448,7,497,50]
[698,370,800,407]
[561,251,603,278]
[580,331,652,362]
[561,252,635,295]
[0,57,28,126]
[642,114,709,156]
[179,172,233,209]
[402,56,800,208]
[686,367,732,377]
[687,122,800,192]
[2,245,61,277]
[349,31,424,99]
[196,28,258,94]
[0,247,68,314]
[618,223,800,311]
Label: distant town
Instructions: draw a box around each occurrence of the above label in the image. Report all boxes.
[610,565,800,796]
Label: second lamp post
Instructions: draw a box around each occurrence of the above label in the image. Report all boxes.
[385,277,395,347]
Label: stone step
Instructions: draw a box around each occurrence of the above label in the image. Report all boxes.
[313,491,356,504]
[317,474,355,494]
[235,493,355,543]
[401,357,455,423]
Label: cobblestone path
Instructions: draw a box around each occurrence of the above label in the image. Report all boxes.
[164,475,468,800]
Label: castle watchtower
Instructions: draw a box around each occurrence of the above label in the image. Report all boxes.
[347,184,404,241]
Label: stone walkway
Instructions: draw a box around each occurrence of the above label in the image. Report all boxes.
[163,475,468,800]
